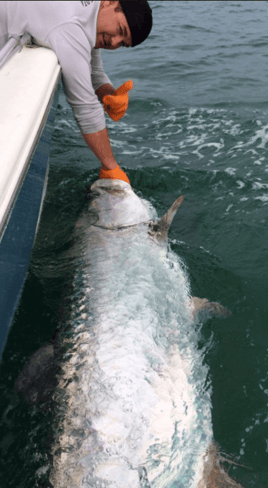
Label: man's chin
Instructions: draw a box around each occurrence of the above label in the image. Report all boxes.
[95,44,109,50]
[94,35,103,49]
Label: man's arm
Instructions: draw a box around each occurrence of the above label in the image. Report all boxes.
[47,27,129,181]
[83,128,130,183]
[83,127,117,170]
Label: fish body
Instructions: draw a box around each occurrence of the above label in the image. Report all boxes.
[17,179,243,487]
[49,179,212,488]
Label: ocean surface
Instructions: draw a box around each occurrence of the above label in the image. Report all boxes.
[1,1,268,486]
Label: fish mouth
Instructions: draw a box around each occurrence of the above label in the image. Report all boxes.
[87,179,131,204]
[91,179,131,192]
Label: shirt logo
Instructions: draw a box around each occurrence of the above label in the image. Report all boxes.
[81,1,92,6]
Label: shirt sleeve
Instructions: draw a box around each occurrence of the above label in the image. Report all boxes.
[47,23,106,134]
[91,49,113,92]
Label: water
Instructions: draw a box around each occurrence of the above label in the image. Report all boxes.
[1,1,268,486]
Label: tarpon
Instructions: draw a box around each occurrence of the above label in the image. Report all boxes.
[16,178,245,488]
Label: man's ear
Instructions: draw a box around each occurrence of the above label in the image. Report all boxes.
[114,1,123,13]
[100,1,112,9]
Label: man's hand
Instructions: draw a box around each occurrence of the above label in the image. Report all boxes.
[103,80,133,121]
[99,164,130,184]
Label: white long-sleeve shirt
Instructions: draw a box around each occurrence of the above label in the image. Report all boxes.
[0,1,112,134]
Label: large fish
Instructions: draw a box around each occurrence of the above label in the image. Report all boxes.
[16,178,245,488]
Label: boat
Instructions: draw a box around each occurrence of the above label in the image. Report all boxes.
[0,40,61,361]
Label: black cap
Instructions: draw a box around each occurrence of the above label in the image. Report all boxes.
[119,0,153,48]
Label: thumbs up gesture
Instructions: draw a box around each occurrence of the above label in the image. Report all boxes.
[103,80,133,121]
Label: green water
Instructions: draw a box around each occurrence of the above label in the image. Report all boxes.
[1,2,268,486]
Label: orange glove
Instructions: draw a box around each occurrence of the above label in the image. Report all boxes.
[99,164,130,184]
[103,80,133,122]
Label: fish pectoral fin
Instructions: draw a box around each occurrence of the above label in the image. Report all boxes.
[15,342,56,403]
[199,441,250,488]
[191,297,232,318]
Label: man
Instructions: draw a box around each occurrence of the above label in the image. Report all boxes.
[0,1,153,183]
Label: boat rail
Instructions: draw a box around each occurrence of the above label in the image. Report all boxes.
[0,44,61,360]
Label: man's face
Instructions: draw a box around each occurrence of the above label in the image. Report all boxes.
[95,1,132,49]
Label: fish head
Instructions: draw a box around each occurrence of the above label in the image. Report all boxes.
[88,179,153,229]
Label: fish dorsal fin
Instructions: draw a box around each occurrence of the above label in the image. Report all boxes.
[148,195,184,243]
